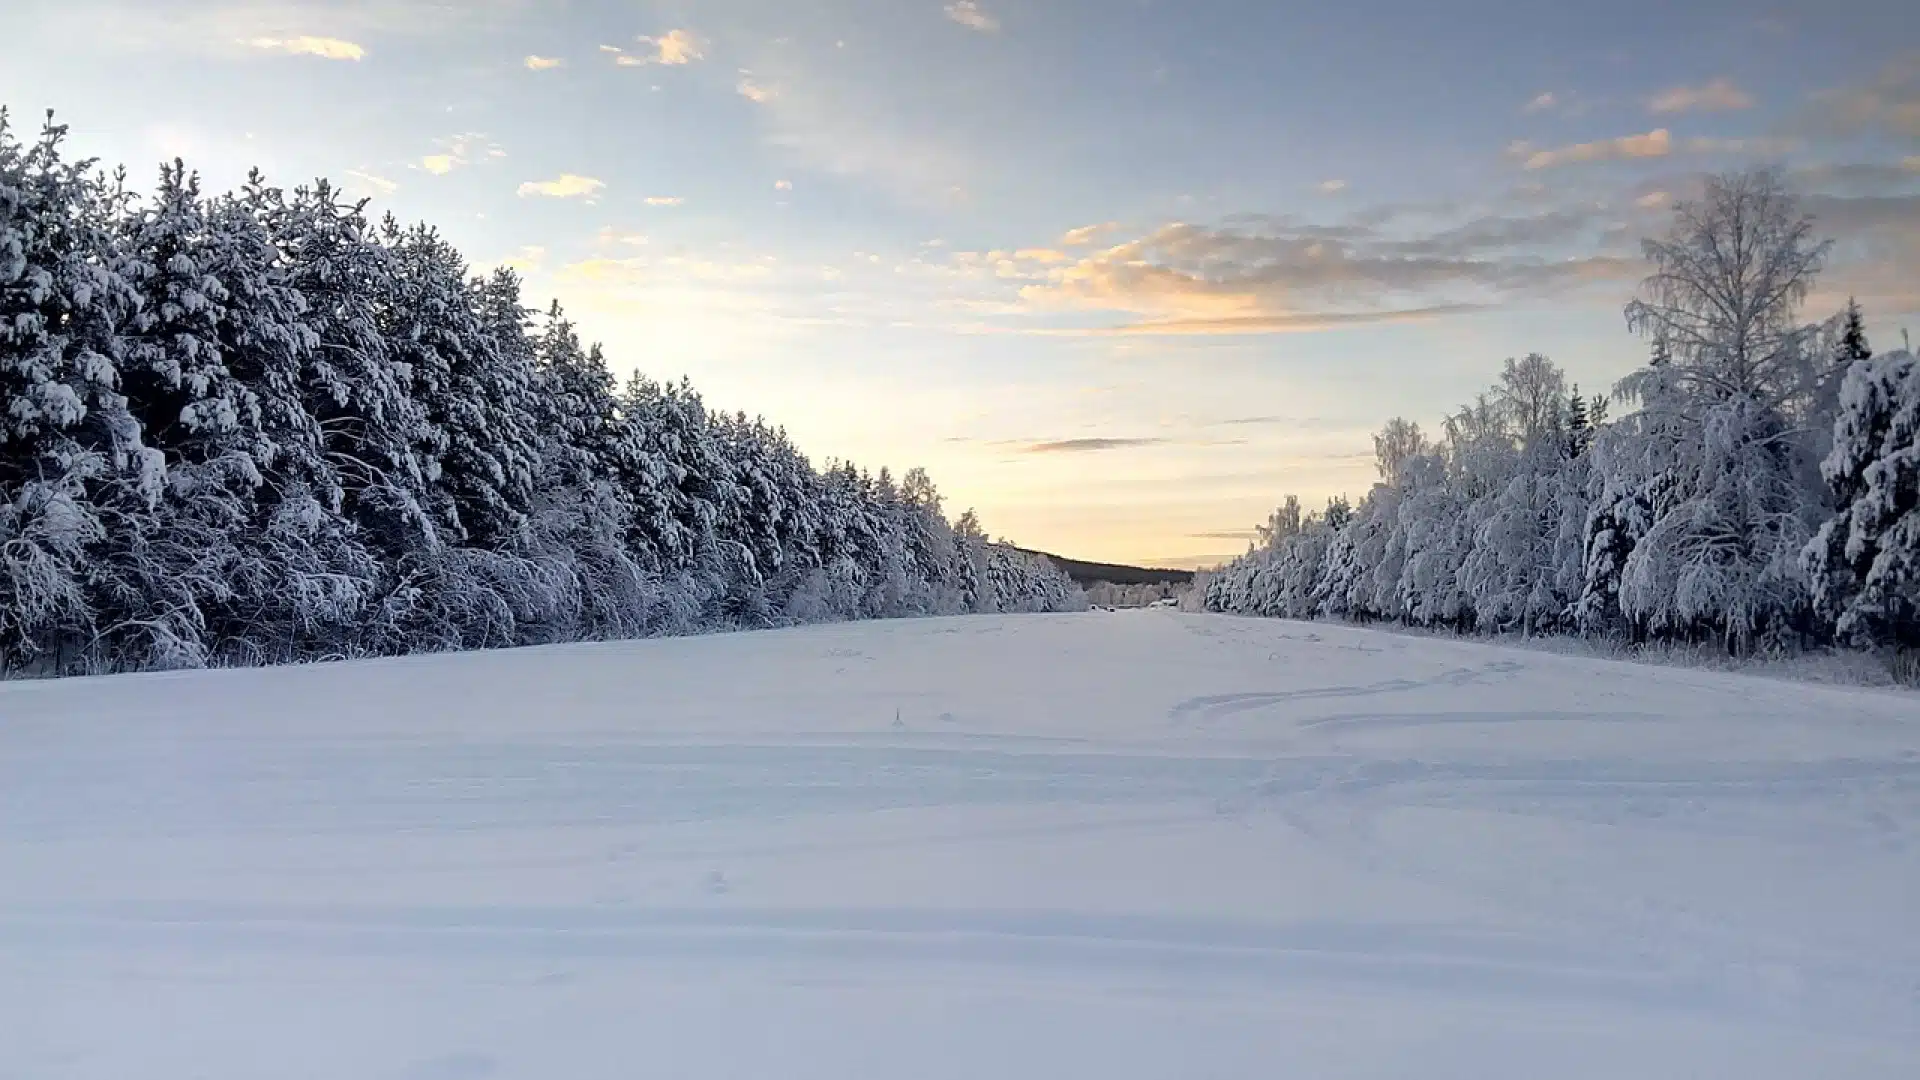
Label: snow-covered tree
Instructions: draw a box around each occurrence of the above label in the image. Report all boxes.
[0,111,145,670]
[264,179,436,567]
[384,226,543,549]
[2,110,1079,678]
[1609,169,1831,652]
[1804,349,1919,648]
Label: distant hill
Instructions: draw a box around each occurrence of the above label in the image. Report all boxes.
[1006,547,1195,588]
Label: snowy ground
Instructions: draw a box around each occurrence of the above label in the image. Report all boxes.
[2,611,1917,1079]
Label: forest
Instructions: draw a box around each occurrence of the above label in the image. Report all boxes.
[0,110,1083,678]
[1203,168,1918,669]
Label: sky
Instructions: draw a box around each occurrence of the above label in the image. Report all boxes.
[4,0,1919,567]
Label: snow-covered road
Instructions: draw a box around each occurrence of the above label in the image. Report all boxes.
[3,612,1917,1078]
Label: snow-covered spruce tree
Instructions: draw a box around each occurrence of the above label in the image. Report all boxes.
[1609,168,1832,653]
[951,507,992,613]
[209,174,376,663]
[105,159,272,668]
[710,411,810,623]
[522,304,658,639]
[1804,347,1919,651]
[0,111,145,673]
[262,180,437,586]
[624,374,736,628]
[384,225,543,550]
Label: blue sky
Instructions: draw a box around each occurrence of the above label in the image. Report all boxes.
[5,0,1918,566]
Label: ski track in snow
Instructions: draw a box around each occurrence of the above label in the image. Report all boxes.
[2,611,1917,1079]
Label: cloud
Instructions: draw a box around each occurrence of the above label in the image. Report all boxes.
[1684,135,1801,156]
[1060,222,1119,247]
[524,55,564,71]
[1003,206,1640,337]
[1523,91,1558,114]
[1013,248,1070,263]
[945,1,1000,32]
[774,179,793,190]
[602,30,701,67]
[1512,128,1671,169]
[1804,52,1920,140]
[1648,78,1754,114]
[1907,156,1920,172]
[644,195,684,206]
[737,75,776,103]
[1635,190,1671,208]
[344,169,397,197]
[1085,305,1493,337]
[645,28,702,64]
[415,133,504,176]
[517,174,604,198]
[1318,179,1347,194]
[246,35,364,61]
[1022,438,1167,454]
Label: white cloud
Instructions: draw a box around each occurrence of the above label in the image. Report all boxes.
[644,28,702,64]
[1635,190,1670,209]
[1649,78,1754,114]
[1512,128,1672,170]
[1318,179,1347,194]
[416,133,504,177]
[524,55,565,71]
[344,169,397,197]
[1523,91,1558,114]
[774,179,793,190]
[517,174,605,198]
[1060,222,1119,247]
[944,1,999,32]
[645,195,684,206]
[246,35,364,61]
[737,75,776,103]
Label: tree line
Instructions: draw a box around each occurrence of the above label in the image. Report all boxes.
[1203,169,1919,664]
[0,110,1083,677]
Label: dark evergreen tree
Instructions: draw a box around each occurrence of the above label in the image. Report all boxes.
[1565,383,1590,458]
[1837,297,1871,368]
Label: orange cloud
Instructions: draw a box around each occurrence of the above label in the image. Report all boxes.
[1513,128,1671,169]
